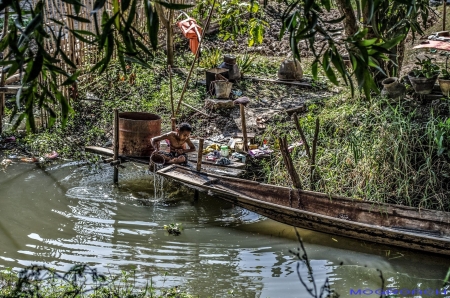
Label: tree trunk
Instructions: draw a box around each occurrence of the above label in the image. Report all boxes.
[335,0,358,37]
[155,2,174,67]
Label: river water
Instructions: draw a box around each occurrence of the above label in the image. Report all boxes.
[0,159,449,297]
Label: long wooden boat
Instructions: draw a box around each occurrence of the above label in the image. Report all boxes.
[157,165,450,256]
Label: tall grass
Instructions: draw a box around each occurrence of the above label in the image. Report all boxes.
[261,94,450,211]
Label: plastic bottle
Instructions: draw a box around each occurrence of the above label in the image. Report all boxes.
[220,145,229,157]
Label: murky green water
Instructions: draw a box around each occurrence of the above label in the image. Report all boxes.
[0,159,449,297]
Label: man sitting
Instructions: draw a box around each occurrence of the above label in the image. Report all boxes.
[151,122,196,165]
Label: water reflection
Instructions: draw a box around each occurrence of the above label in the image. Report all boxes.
[0,160,449,297]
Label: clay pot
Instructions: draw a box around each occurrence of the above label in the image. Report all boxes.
[381,77,406,99]
[408,72,439,95]
[278,59,303,81]
[218,55,240,81]
[439,78,450,97]
[150,153,165,166]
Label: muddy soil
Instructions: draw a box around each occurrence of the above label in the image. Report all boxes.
[180,81,332,142]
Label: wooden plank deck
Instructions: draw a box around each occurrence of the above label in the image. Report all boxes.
[85,146,245,177]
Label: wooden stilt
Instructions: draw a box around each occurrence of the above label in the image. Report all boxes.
[113,109,119,184]
[194,189,199,201]
[239,104,248,151]
[279,136,302,189]
[196,138,204,172]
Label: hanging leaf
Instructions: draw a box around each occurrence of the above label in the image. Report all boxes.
[112,0,120,30]
[61,71,80,86]
[65,14,91,23]
[121,0,132,12]
[154,1,194,10]
[145,0,159,51]
[91,0,107,14]
[322,51,338,85]
[25,52,44,83]
[125,0,137,31]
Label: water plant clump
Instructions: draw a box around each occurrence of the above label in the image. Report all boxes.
[0,265,195,297]
[164,223,183,236]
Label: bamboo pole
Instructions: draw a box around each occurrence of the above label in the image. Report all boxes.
[0,8,9,133]
[292,112,311,160]
[196,138,204,171]
[183,102,209,117]
[175,0,216,116]
[113,109,119,184]
[310,118,320,190]
[239,104,248,152]
[169,65,175,117]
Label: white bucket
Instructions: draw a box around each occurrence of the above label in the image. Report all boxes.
[214,80,233,99]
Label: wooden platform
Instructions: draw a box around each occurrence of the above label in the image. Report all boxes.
[85,146,245,177]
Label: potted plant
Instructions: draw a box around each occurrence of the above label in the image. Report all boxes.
[408,56,440,94]
[439,53,450,97]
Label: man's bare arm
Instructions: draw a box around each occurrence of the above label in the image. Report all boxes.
[151,132,174,149]
[183,138,196,153]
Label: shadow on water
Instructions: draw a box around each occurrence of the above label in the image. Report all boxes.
[0,158,449,297]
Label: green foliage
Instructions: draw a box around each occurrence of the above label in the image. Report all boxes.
[259,92,450,211]
[441,53,450,80]
[410,56,440,78]
[370,0,431,76]
[435,118,450,158]
[2,0,432,132]
[192,0,267,46]
[248,18,268,47]
[199,48,222,69]
[0,0,192,132]
[236,53,255,76]
[279,0,431,100]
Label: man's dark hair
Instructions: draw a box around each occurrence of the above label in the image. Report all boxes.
[178,122,192,132]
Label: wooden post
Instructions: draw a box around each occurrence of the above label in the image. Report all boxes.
[196,138,204,171]
[113,109,119,184]
[279,136,302,189]
[310,118,320,190]
[171,117,177,131]
[240,104,248,151]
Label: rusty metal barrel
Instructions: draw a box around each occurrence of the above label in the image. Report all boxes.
[118,112,161,157]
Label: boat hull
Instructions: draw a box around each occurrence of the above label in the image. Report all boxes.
[215,193,450,255]
[157,165,450,256]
